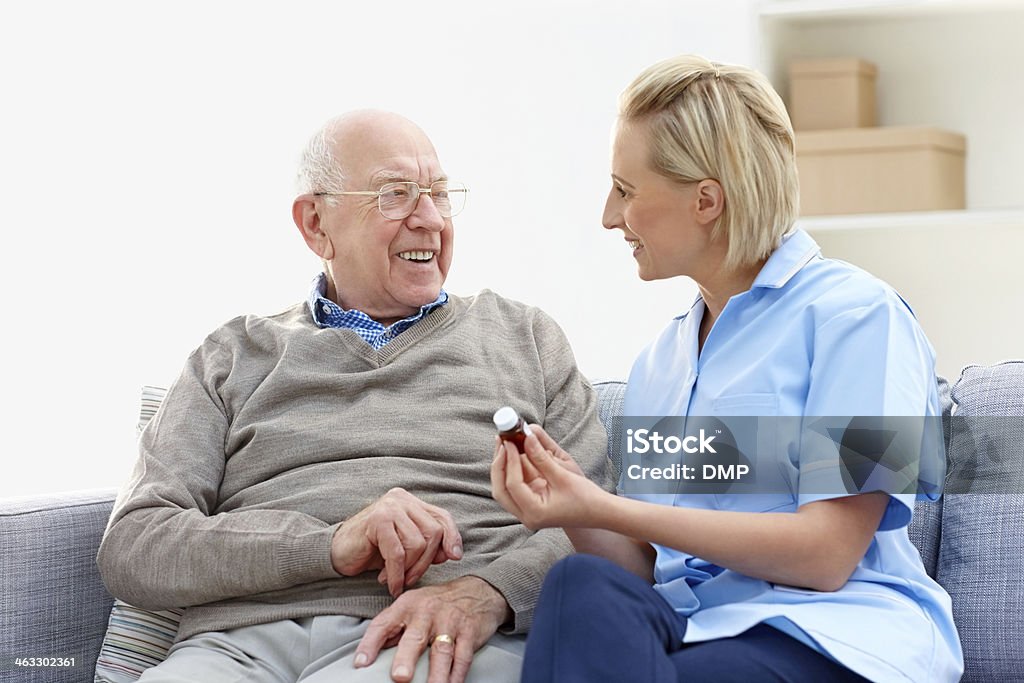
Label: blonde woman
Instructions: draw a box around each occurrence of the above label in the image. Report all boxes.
[491,55,962,682]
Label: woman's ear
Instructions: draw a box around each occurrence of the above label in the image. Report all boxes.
[695,179,725,226]
[293,196,335,261]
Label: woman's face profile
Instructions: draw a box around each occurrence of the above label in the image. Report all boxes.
[602,121,711,282]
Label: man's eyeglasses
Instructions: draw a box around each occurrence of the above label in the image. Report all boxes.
[314,180,468,220]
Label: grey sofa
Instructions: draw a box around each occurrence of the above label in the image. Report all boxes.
[2,362,1022,683]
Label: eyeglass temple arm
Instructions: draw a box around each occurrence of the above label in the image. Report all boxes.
[312,191,379,197]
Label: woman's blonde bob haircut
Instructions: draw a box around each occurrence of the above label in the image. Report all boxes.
[618,54,799,269]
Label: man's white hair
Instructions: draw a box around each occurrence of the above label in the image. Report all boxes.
[295,116,346,196]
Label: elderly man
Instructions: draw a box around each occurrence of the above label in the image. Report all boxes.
[97,110,612,683]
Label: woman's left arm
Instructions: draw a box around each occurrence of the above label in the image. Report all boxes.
[495,426,889,592]
[603,490,889,592]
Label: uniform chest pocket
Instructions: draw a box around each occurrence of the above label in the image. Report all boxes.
[712,393,779,416]
[706,393,793,511]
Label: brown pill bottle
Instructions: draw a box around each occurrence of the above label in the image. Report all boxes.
[493,406,533,452]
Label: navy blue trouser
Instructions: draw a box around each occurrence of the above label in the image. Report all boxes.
[522,554,872,683]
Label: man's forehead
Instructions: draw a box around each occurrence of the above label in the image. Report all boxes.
[328,118,445,186]
[368,165,447,186]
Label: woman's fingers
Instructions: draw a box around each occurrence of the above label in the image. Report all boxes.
[526,423,559,450]
[524,424,585,476]
[490,440,525,518]
[519,446,542,482]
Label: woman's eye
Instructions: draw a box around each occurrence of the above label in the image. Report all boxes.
[616,185,628,199]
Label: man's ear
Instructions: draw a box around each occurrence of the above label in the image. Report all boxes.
[293,196,335,261]
[695,179,725,226]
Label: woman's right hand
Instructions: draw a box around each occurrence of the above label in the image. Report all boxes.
[490,424,607,530]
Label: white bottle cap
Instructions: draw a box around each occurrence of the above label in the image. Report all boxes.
[493,406,519,431]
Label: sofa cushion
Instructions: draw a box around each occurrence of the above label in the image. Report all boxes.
[94,603,183,682]
[907,496,942,579]
[905,375,952,579]
[593,380,626,477]
[0,490,117,683]
[938,361,1024,682]
[95,387,183,683]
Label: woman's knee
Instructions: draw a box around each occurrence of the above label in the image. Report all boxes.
[539,554,639,619]
[544,554,626,593]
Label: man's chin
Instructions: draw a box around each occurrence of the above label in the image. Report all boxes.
[396,285,444,311]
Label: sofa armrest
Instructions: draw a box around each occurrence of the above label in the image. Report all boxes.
[1,489,117,683]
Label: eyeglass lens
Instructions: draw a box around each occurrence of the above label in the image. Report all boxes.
[378,181,468,219]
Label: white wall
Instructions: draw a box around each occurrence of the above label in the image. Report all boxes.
[0,0,758,498]
[807,216,1024,380]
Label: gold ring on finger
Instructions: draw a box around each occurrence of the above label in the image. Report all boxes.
[431,633,455,646]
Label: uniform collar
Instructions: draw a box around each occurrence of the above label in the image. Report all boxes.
[676,229,820,320]
[750,229,821,290]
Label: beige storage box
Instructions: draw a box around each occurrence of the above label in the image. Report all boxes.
[796,126,966,216]
[789,58,877,131]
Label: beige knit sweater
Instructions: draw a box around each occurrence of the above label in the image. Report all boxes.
[97,290,613,642]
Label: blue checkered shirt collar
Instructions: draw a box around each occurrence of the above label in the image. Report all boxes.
[306,273,448,349]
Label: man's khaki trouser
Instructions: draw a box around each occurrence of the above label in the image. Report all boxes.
[137,614,525,683]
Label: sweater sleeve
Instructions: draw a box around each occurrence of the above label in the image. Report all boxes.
[96,335,340,610]
[469,309,615,633]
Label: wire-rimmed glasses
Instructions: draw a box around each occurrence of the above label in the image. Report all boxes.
[314,180,468,220]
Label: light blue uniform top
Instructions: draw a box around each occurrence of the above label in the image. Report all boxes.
[623,229,963,683]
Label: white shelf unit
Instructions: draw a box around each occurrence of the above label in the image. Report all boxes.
[796,208,1024,232]
[757,0,1024,216]
[756,2,1024,377]
[758,0,1022,21]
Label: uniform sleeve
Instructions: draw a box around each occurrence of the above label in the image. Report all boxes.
[96,336,340,610]
[797,292,944,531]
[469,309,615,633]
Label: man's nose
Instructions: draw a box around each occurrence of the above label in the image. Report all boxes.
[408,191,446,231]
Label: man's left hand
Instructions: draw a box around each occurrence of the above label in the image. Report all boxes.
[353,575,511,683]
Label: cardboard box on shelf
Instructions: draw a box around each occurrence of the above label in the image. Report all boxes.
[796,126,966,216]
[789,58,877,131]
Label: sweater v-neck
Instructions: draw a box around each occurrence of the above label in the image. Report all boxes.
[327,299,457,368]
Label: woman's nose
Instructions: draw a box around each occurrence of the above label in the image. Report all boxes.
[602,190,623,231]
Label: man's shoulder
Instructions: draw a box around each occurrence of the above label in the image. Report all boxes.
[450,289,559,329]
[204,302,313,349]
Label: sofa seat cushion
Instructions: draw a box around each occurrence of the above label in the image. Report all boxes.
[938,361,1024,682]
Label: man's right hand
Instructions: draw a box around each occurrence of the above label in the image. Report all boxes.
[331,488,463,597]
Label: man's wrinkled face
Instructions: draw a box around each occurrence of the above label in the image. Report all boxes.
[318,116,454,324]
